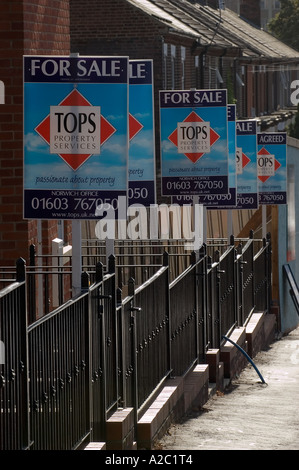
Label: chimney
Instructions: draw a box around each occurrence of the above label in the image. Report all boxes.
[240,0,261,28]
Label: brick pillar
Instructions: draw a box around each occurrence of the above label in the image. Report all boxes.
[0,0,71,266]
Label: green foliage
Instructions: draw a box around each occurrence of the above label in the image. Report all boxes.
[288,104,299,138]
[268,0,299,51]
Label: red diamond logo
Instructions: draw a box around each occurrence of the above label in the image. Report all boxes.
[168,111,220,163]
[129,113,143,141]
[258,147,281,183]
[35,89,116,171]
[236,148,250,174]
[241,152,251,169]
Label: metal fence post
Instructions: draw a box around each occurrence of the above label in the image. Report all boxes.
[95,262,103,284]
[163,252,171,376]
[81,271,90,291]
[128,277,138,440]
[266,232,272,313]
[198,244,207,362]
[16,257,26,282]
[108,254,116,275]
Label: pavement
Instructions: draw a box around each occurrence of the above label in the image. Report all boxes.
[158,326,299,451]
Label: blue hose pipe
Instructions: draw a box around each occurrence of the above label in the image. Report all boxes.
[222,335,267,384]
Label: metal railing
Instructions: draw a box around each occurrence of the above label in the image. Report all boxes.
[0,234,272,450]
[283,264,299,316]
[27,290,91,450]
[0,260,30,450]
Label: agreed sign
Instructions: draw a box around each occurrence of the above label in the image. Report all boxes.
[257,132,287,205]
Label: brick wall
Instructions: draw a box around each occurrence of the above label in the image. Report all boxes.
[71,0,167,64]
[0,1,71,266]
[23,0,70,54]
[0,1,25,264]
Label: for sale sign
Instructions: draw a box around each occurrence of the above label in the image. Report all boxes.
[129,60,156,205]
[159,89,228,196]
[23,56,129,219]
[236,120,258,209]
[197,104,237,208]
[257,132,287,205]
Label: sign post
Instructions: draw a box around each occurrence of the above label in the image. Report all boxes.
[0,80,4,104]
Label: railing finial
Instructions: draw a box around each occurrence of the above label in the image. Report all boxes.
[16,257,26,282]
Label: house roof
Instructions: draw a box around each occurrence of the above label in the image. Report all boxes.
[126,0,299,61]
[126,0,238,49]
[217,6,299,61]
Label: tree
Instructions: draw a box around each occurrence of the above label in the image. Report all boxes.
[268,0,299,51]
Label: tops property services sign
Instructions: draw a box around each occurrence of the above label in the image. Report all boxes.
[23,55,129,219]
[159,89,228,197]
[236,120,258,210]
[257,132,287,205]
[197,104,237,209]
[129,59,156,206]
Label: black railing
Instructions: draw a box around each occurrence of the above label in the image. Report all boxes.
[88,259,118,442]
[169,251,201,377]
[0,259,30,450]
[0,234,272,450]
[125,254,171,419]
[283,264,299,316]
[254,234,272,314]
[27,289,91,450]
[237,236,255,325]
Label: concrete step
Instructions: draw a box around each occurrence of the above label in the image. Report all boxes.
[84,442,106,450]
[137,364,210,449]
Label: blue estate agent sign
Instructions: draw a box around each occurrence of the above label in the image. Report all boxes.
[257,132,287,205]
[23,55,129,219]
[129,59,156,205]
[197,104,237,209]
[159,89,228,196]
[236,120,258,210]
